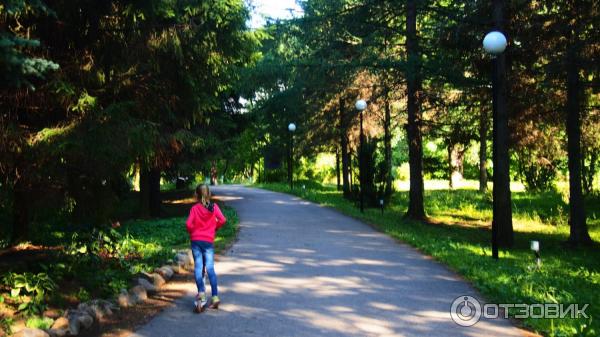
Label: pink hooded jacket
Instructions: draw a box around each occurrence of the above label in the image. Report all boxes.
[186,203,226,243]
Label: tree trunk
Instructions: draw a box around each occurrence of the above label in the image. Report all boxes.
[139,164,150,218]
[449,144,465,189]
[222,160,229,183]
[11,179,29,243]
[479,107,489,193]
[566,36,592,246]
[448,144,454,189]
[257,160,262,183]
[149,167,161,217]
[492,0,513,247]
[405,0,425,219]
[287,134,292,187]
[176,176,187,189]
[582,151,597,195]
[348,150,353,193]
[384,88,393,197]
[336,147,341,190]
[340,97,351,197]
[139,164,161,217]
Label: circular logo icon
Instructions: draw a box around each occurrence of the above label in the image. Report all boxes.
[450,296,482,327]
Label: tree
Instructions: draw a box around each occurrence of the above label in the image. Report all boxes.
[1,0,259,242]
[489,0,514,247]
[404,0,425,219]
[562,1,596,246]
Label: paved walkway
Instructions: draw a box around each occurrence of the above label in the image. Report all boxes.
[131,185,524,337]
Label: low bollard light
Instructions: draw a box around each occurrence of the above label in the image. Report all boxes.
[530,240,541,267]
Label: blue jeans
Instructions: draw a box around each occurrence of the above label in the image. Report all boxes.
[191,241,218,296]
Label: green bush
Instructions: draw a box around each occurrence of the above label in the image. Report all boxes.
[263,168,287,183]
[25,316,54,330]
[0,317,14,335]
[2,272,56,316]
[76,288,91,302]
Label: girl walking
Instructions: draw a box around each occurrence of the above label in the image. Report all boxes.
[186,184,226,313]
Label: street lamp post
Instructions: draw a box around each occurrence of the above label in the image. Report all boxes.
[288,123,296,190]
[483,31,509,260]
[355,100,367,213]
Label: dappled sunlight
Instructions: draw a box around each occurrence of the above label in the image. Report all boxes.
[282,309,400,335]
[226,280,286,296]
[219,303,271,315]
[242,220,277,228]
[329,305,354,313]
[320,259,354,267]
[163,196,195,204]
[287,248,316,254]
[351,316,396,335]
[218,257,285,275]
[271,256,298,265]
[369,301,403,312]
[395,179,527,192]
[283,308,355,334]
[310,257,400,267]
[213,195,245,202]
[413,309,450,321]
[273,199,296,205]
[178,185,528,337]
[352,258,399,266]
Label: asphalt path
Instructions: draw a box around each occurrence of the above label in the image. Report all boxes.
[130,185,524,337]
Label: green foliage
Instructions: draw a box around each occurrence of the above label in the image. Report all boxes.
[0,0,59,88]
[25,316,54,330]
[1,204,239,314]
[0,316,13,335]
[2,272,56,316]
[75,287,91,303]
[1,0,260,243]
[514,124,565,191]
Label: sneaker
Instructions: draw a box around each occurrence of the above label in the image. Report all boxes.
[209,295,220,309]
[194,293,208,313]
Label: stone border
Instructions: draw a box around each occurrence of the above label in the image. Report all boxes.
[11,250,194,337]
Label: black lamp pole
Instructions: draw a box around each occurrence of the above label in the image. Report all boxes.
[290,132,294,190]
[491,56,499,260]
[359,110,364,213]
[288,123,296,190]
[484,29,510,259]
[355,100,367,213]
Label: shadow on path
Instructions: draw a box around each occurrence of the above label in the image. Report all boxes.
[130,185,525,337]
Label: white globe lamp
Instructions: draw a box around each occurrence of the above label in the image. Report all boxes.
[483,31,507,55]
[355,99,367,111]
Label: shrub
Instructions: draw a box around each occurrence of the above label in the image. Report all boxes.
[2,272,56,316]
[0,317,14,335]
[26,316,54,330]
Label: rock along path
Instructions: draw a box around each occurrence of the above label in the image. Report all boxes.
[130,185,524,337]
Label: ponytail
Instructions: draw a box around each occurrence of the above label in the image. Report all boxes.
[195,184,212,210]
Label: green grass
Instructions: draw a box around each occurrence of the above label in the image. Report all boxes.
[256,181,600,337]
[119,205,239,261]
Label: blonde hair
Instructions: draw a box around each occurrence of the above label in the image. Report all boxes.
[195,184,211,206]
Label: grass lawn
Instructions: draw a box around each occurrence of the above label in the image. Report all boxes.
[256,181,599,337]
[0,192,238,334]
